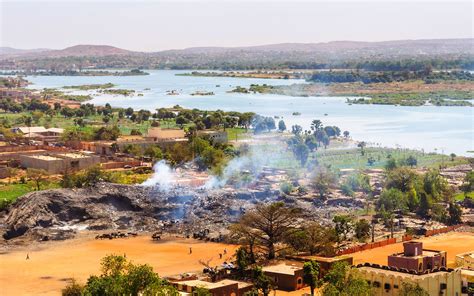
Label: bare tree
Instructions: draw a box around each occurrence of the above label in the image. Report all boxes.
[236,202,301,259]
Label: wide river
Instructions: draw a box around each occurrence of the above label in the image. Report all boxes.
[24,70,473,155]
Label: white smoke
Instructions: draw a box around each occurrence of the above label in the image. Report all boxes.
[141,160,176,191]
[203,141,287,189]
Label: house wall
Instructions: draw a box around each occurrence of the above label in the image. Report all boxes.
[358,267,462,296]
[263,270,304,291]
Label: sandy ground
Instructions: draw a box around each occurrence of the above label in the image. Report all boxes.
[1,232,472,296]
[0,235,237,296]
[351,232,474,267]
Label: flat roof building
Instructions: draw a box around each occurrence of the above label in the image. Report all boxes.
[172,279,253,296]
[20,152,100,174]
[388,241,447,272]
[262,263,305,291]
[356,263,462,296]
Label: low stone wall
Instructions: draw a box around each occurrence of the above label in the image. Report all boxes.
[425,225,462,237]
[336,238,397,256]
[101,161,142,170]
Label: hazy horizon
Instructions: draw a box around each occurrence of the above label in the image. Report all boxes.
[1,0,472,51]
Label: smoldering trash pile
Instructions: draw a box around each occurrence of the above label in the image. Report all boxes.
[0,158,364,244]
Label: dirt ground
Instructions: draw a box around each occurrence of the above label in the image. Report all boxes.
[0,235,237,296]
[351,232,474,267]
[2,232,472,296]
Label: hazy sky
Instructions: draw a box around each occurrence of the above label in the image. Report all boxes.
[0,0,472,51]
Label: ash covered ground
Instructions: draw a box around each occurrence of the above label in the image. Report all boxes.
[0,178,361,245]
[0,141,367,245]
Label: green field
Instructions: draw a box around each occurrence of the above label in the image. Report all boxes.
[313,147,467,170]
[454,191,474,201]
[0,181,61,204]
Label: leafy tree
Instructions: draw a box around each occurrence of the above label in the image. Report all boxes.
[333,215,353,241]
[75,255,177,296]
[385,158,398,170]
[461,171,474,197]
[406,155,418,167]
[357,141,366,156]
[293,142,309,166]
[303,260,322,296]
[144,146,163,162]
[385,167,419,193]
[291,124,303,135]
[377,188,407,213]
[193,286,211,296]
[354,219,371,241]
[343,131,350,138]
[311,167,336,199]
[286,222,337,256]
[251,267,273,296]
[123,144,143,157]
[450,153,456,161]
[322,262,371,296]
[94,125,120,141]
[447,202,462,225]
[310,119,323,132]
[235,247,250,277]
[278,120,286,132]
[417,192,432,218]
[399,282,429,296]
[27,168,49,191]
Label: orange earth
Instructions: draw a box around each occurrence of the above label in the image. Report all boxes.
[0,235,237,296]
[1,232,473,295]
[351,232,474,267]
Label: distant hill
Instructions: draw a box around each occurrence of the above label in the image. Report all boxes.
[0,47,51,56]
[0,45,134,58]
[1,39,473,70]
[164,39,474,55]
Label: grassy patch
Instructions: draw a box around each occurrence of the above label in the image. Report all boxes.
[0,181,61,204]
[454,191,474,201]
[313,147,468,170]
[226,127,250,141]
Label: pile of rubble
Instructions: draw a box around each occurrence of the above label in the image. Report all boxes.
[0,179,365,244]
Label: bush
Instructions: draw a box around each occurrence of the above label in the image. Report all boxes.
[280,182,294,195]
[62,279,84,296]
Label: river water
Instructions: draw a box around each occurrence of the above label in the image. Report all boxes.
[23,70,473,155]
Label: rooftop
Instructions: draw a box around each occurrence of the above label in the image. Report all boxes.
[25,155,62,161]
[177,279,251,290]
[56,153,90,159]
[356,263,456,278]
[262,263,302,275]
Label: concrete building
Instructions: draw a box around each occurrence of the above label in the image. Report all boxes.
[172,279,253,296]
[388,241,447,272]
[456,252,474,269]
[145,127,186,142]
[262,263,305,291]
[13,126,64,144]
[356,263,462,296]
[20,152,100,174]
[460,269,474,296]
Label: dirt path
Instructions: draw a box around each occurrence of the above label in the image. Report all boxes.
[0,235,237,296]
[351,232,474,267]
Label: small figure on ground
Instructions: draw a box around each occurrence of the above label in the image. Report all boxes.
[26,253,29,260]
[189,247,192,254]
